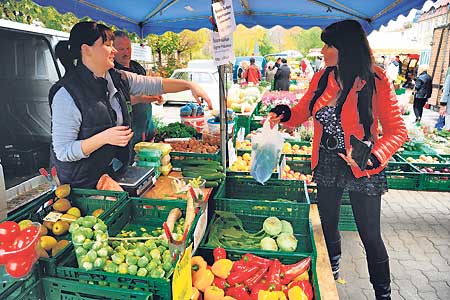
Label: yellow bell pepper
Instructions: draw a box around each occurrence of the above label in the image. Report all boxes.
[288,286,308,300]
[190,287,200,300]
[292,271,309,282]
[204,285,225,300]
[193,268,215,292]
[191,256,207,272]
[258,290,287,300]
[211,259,233,279]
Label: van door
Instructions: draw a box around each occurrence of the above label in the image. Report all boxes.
[0,26,63,215]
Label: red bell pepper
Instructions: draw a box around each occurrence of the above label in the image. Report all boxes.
[226,284,251,300]
[280,257,311,285]
[231,260,247,272]
[242,253,271,268]
[227,265,259,286]
[213,248,227,261]
[213,277,229,290]
[289,280,313,300]
[266,259,282,291]
[244,267,268,289]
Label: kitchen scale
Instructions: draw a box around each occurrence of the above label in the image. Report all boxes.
[116,166,156,197]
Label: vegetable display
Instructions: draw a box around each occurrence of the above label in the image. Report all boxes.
[155,122,197,141]
[206,212,298,252]
[190,249,313,300]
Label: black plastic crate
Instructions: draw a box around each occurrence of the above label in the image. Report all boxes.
[0,142,50,175]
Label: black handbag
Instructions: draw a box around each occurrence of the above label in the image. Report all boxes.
[350,135,373,171]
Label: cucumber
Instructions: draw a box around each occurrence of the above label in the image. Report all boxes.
[182,166,223,173]
[177,159,221,167]
[182,171,225,181]
[205,181,219,188]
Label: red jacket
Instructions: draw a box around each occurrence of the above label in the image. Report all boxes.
[242,64,261,84]
[283,66,407,178]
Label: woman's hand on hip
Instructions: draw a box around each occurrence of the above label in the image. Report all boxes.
[101,126,134,147]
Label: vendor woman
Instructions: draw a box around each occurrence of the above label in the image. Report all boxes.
[50,21,212,188]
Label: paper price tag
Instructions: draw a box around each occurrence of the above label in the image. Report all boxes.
[228,139,237,168]
[43,211,63,222]
[193,206,208,254]
[212,0,236,37]
[211,31,235,66]
[172,244,193,300]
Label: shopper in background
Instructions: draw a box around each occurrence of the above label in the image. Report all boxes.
[242,57,261,84]
[50,21,211,188]
[269,20,407,300]
[275,57,282,69]
[396,55,403,75]
[274,58,291,91]
[413,64,432,123]
[265,61,277,86]
[439,67,450,130]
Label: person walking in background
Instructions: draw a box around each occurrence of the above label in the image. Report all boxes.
[264,61,277,86]
[113,31,164,149]
[242,57,261,84]
[275,57,282,69]
[413,64,432,123]
[274,58,290,91]
[396,55,403,75]
[269,20,407,300]
[439,67,450,130]
[50,21,211,188]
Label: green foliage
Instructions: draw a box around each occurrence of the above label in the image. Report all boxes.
[292,27,323,59]
[259,32,274,56]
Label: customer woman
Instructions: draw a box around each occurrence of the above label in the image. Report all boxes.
[50,21,211,188]
[270,20,407,300]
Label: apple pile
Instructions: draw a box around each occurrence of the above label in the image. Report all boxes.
[0,221,41,278]
[405,155,440,164]
[281,165,315,185]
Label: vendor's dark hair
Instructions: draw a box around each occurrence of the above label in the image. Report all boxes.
[309,20,376,139]
[55,22,114,73]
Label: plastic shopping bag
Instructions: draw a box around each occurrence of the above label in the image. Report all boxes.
[435,115,445,131]
[250,120,284,184]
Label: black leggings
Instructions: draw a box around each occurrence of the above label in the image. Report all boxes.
[413,97,427,120]
[317,186,390,284]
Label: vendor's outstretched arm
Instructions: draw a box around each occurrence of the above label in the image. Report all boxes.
[162,78,212,109]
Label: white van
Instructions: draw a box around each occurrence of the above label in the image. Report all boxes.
[0,19,69,218]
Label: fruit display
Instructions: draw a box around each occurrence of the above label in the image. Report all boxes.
[0,221,41,278]
[404,155,442,164]
[236,140,252,151]
[281,165,314,184]
[282,142,312,155]
[190,249,313,300]
[229,154,252,172]
[168,138,219,154]
[227,86,261,114]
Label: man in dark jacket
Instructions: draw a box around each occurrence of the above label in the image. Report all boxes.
[413,64,432,123]
[274,58,291,91]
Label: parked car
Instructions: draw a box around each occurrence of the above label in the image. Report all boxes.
[233,56,267,83]
[162,68,221,109]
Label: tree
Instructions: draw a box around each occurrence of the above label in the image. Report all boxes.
[259,32,274,56]
[293,27,323,58]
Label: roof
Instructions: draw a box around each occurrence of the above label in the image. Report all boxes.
[31,0,431,36]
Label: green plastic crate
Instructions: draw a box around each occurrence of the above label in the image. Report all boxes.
[0,266,43,300]
[386,162,422,190]
[413,163,450,191]
[3,189,127,277]
[215,177,310,206]
[195,247,321,300]
[41,277,152,300]
[54,198,200,300]
[170,149,220,169]
[201,210,314,259]
[339,204,357,231]
[397,153,447,164]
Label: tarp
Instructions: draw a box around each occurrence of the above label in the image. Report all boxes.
[32,0,430,36]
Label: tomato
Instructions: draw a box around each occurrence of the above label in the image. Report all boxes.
[0,221,20,243]
[0,242,14,264]
[5,257,33,278]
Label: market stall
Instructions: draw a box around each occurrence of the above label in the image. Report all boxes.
[1,1,438,300]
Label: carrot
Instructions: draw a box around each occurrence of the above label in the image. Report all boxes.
[184,190,196,232]
[166,208,182,233]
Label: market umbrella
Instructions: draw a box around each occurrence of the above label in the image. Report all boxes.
[31,0,432,166]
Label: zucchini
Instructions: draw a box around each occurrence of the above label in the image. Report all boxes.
[177,159,221,167]
[205,181,219,188]
[182,166,223,173]
[183,171,225,181]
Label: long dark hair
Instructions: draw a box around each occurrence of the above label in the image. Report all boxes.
[55,22,114,73]
[309,20,376,139]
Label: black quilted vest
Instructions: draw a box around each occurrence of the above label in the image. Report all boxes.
[49,63,132,188]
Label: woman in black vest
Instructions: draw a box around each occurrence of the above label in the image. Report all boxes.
[50,22,211,188]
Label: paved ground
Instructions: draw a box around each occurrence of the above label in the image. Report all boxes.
[337,190,450,300]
